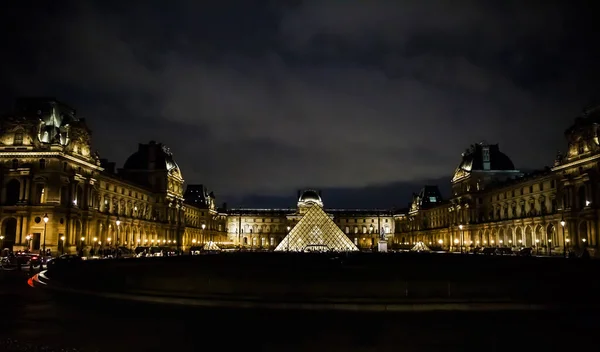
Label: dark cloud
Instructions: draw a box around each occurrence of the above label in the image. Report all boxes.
[0,0,598,206]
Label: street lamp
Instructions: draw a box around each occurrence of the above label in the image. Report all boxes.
[458,224,464,254]
[115,217,121,244]
[560,219,566,258]
[25,235,32,251]
[201,223,206,244]
[42,214,49,260]
[60,236,65,255]
[0,235,4,251]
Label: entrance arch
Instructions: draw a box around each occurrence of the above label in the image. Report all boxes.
[525,226,533,247]
[515,227,523,246]
[547,224,556,247]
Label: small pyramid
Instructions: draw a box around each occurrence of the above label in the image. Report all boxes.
[410,241,430,252]
[275,205,358,252]
[204,241,221,251]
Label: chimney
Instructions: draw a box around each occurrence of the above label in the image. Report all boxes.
[481,142,490,170]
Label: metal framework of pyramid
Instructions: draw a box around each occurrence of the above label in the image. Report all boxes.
[274,205,359,252]
[410,241,430,252]
[204,241,221,251]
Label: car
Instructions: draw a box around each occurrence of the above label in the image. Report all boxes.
[46,254,83,269]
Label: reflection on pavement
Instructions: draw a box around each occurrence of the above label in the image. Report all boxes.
[0,272,596,352]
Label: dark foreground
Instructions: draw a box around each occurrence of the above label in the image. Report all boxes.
[1,271,595,352]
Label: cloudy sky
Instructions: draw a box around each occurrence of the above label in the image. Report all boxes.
[0,0,598,208]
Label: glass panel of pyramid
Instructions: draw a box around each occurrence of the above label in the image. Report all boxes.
[275,205,359,252]
[204,241,221,251]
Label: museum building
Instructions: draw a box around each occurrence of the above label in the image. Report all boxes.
[396,105,600,256]
[0,98,393,254]
[0,97,598,256]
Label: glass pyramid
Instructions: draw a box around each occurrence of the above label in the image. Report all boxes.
[275,205,359,252]
[204,241,221,251]
[410,241,430,252]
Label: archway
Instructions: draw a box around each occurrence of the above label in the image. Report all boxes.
[547,224,556,246]
[515,227,523,246]
[475,230,482,246]
[1,217,17,250]
[73,219,83,249]
[499,228,506,246]
[525,226,533,247]
[5,179,20,205]
[506,227,514,246]
[535,225,544,246]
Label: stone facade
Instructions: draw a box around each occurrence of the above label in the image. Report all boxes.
[1,98,598,255]
[0,98,228,254]
[394,105,600,256]
[0,98,393,254]
[224,190,395,250]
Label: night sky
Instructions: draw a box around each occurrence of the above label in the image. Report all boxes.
[0,1,598,209]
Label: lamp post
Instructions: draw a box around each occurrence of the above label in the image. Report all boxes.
[458,224,464,254]
[80,237,85,256]
[115,218,121,245]
[42,214,49,259]
[0,236,4,251]
[202,224,206,244]
[60,236,65,255]
[25,235,31,252]
[560,220,566,258]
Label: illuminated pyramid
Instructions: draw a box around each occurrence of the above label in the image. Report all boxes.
[204,241,221,251]
[410,241,430,252]
[275,205,359,252]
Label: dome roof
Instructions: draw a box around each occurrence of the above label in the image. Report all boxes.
[298,189,323,207]
[452,143,515,182]
[123,141,182,178]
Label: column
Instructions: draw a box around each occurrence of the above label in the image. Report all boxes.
[23,178,30,203]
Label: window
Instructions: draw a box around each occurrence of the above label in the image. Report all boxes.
[39,159,46,169]
[36,184,45,204]
[13,133,23,146]
[11,159,18,169]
